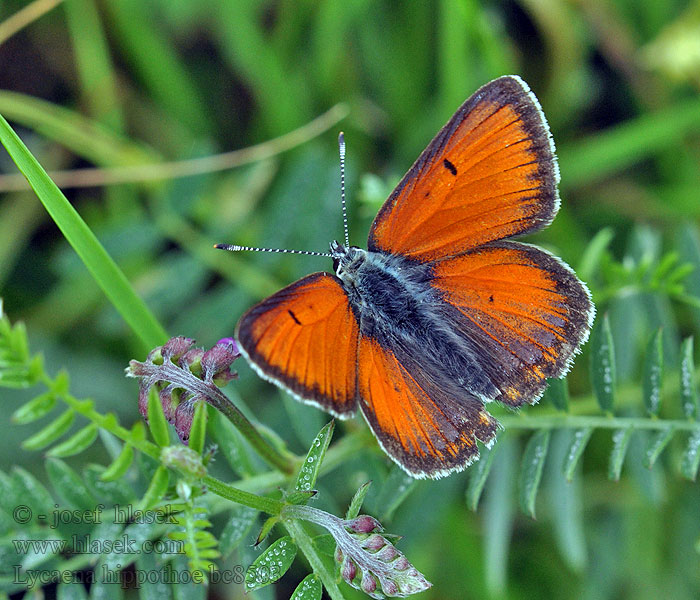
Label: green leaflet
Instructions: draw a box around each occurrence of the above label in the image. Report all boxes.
[519,430,551,518]
[294,420,334,493]
[590,314,616,413]
[245,536,298,592]
[643,329,664,416]
[290,574,322,600]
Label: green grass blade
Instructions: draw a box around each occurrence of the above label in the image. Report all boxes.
[0,114,168,350]
[0,91,156,166]
[558,97,700,188]
[63,0,125,133]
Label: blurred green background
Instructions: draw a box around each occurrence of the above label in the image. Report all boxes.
[2,0,700,599]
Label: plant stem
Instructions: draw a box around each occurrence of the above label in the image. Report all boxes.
[283,518,346,600]
[204,476,283,515]
[500,413,699,431]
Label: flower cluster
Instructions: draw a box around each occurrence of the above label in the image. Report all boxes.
[283,504,431,599]
[126,336,240,443]
[335,515,431,598]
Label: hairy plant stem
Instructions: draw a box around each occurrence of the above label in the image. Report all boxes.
[283,518,346,600]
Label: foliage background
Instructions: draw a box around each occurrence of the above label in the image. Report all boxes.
[1,0,700,599]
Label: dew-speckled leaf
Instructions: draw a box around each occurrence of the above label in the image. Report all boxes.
[608,428,634,481]
[518,430,550,518]
[219,505,258,558]
[101,443,134,481]
[57,581,88,600]
[643,329,664,416]
[45,458,97,511]
[188,400,208,455]
[11,391,56,424]
[290,573,321,600]
[12,467,54,516]
[680,337,698,419]
[346,481,372,519]
[139,465,170,511]
[137,551,173,600]
[563,428,593,482]
[147,387,170,447]
[83,464,136,505]
[466,444,497,511]
[47,423,98,457]
[643,428,674,469]
[590,314,616,412]
[90,578,124,600]
[545,378,569,412]
[245,536,297,592]
[0,469,22,513]
[22,409,75,450]
[680,430,700,480]
[294,420,334,492]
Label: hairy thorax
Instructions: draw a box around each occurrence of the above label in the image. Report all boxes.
[329,241,499,401]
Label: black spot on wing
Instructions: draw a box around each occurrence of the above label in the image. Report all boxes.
[288,309,301,325]
[443,158,457,176]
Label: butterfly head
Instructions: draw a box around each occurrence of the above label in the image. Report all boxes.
[330,240,366,281]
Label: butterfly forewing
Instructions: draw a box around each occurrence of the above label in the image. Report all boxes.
[368,76,559,261]
[236,272,359,417]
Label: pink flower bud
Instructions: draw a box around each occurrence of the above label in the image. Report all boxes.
[347,515,382,534]
[361,573,377,595]
[363,534,386,552]
[341,557,357,582]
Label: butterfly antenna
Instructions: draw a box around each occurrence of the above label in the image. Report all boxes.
[214,244,331,258]
[338,132,350,248]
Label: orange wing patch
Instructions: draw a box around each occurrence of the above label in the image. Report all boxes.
[236,272,359,417]
[357,336,498,478]
[431,242,593,406]
[369,76,558,261]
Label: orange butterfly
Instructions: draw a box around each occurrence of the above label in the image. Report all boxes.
[221,76,594,479]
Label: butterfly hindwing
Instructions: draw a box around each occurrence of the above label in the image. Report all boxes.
[356,336,499,478]
[430,241,594,407]
[368,75,559,261]
[236,272,359,417]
